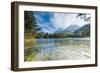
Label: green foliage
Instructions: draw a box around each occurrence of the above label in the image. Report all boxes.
[24,11,41,34]
[24,11,36,30]
[24,32,36,49]
[74,24,90,37]
[76,13,91,22]
[34,23,90,38]
[24,11,42,49]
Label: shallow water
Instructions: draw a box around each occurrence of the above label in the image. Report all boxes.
[26,38,90,61]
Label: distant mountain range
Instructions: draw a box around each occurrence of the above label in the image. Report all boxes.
[55,24,90,37]
[62,24,80,32]
[55,24,80,33]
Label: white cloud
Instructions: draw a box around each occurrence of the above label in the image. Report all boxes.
[34,12,91,33]
[50,13,90,30]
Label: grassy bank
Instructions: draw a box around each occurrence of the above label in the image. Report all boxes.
[24,32,38,61]
[24,32,36,49]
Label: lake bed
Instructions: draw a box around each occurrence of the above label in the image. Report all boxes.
[25,38,90,61]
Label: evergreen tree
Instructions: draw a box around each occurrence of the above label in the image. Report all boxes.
[24,11,41,34]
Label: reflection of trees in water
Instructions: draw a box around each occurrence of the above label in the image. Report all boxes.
[25,38,90,61]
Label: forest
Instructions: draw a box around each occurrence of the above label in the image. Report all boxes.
[24,11,91,61]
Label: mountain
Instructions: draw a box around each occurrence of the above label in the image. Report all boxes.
[74,24,90,37]
[62,24,80,32]
[55,24,80,33]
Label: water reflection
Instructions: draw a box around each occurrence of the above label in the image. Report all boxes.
[25,38,90,61]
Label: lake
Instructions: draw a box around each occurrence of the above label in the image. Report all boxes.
[25,38,90,61]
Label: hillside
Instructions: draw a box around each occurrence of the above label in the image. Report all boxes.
[63,24,80,32]
[55,24,80,33]
[74,24,90,37]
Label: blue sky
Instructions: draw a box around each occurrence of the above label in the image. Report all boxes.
[33,11,90,33]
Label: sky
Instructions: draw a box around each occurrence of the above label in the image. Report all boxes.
[33,11,90,33]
